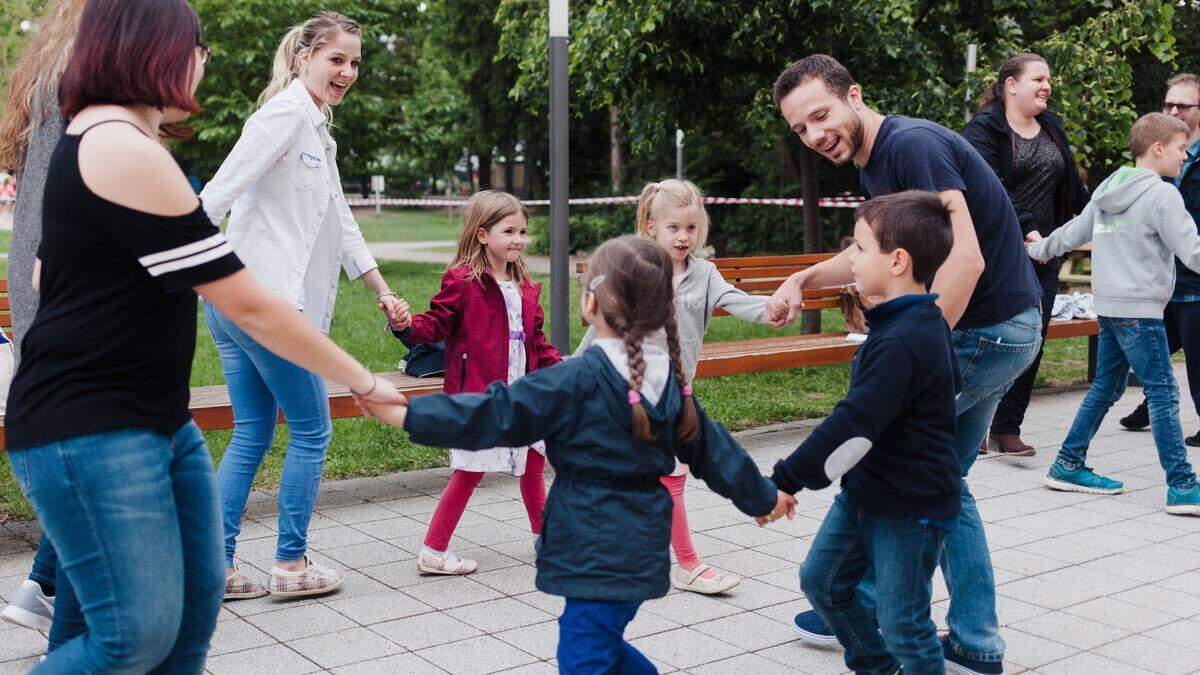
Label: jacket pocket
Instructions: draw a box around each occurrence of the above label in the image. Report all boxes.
[293,152,322,190]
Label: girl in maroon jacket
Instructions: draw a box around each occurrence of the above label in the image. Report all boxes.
[391,190,561,574]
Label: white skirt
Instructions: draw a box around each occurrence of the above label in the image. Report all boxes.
[450,441,547,476]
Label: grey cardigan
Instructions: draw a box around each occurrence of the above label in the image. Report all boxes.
[575,256,769,382]
[8,92,64,359]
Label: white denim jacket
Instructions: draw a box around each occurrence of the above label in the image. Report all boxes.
[200,78,377,332]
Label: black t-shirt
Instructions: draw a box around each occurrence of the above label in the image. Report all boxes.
[860,116,1041,329]
[5,125,243,449]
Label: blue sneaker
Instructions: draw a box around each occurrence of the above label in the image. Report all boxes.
[942,638,1002,675]
[1044,461,1124,495]
[792,610,839,646]
[1166,484,1200,516]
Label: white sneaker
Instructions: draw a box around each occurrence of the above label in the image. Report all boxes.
[417,549,478,575]
[1051,294,1075,322]
[670,563,740,595]
[1072,292,1097,320]
[1,579,54,632]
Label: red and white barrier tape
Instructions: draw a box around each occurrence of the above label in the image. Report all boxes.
[345,194,865,209]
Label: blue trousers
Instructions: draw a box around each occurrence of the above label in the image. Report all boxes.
[558,598,656,674]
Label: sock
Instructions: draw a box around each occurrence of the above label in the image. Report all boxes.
[35,580,54,598]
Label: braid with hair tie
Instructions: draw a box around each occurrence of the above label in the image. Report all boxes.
[664,315,699,442]
[623,328,655,442]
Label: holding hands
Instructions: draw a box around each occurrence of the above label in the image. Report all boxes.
[756,489,797,527]
[1024,230,1048,263]
[764,296,790,325]
[378,291,412,331]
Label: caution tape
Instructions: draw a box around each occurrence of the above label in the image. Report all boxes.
[345,194,865,209]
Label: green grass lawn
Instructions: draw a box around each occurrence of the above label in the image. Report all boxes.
[353,207,462,243]
[0,213,1095,519]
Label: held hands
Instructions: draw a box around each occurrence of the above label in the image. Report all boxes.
[756,490,797,527]
[764,296,789,326]
[356,398,410,427]
[1024,231,1048,263]
[378,292,411,331]
[769,277,804,328]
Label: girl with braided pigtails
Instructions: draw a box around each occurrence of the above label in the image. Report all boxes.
[361,236,795,673]
[576,179,789,594]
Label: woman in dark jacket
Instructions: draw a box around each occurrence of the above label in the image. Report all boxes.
[962,52,1089,456]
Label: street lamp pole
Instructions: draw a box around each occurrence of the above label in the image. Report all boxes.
[549,0,569,352]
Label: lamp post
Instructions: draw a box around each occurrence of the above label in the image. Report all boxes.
[549,0,569,352]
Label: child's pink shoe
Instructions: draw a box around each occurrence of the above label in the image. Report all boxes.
[670,563,739,595]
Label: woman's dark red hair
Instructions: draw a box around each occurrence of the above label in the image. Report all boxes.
[59,0,202,119]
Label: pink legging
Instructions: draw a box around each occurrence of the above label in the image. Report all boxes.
[660,473,702,571]
[424,451,547,552]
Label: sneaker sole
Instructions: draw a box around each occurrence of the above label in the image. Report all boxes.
[993,448,1036,457]
[1165,504,1200,515]
[945,659,1001,675]
[223,589,270,601]
[1,605,52,632]
[269,576,346,598]
[1119,423,1149,431]
[417,563,477,576]
[671,575,740,595]
[1044,476,1125,495]
[791,622,840,647]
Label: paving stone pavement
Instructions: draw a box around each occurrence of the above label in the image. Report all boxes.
[2,380,1200,674]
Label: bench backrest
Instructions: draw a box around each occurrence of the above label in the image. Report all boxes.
[577,253,848,316]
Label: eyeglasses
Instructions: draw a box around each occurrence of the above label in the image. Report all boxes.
[197,42,212,66]
[1163,102,1199,113]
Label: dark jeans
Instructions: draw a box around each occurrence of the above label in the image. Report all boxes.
[1159,300,1200,420]
[29,536,57,593]
[557,598,656,674]
[801,493,946,674]
[991,283,1056,436]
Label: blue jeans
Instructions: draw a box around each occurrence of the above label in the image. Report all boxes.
[9,422,224,674]
[204,303,333,565]
[802,494,945,674]
[858,305,1041,665]
[557,598,656,675]
[1058,316,1197,489]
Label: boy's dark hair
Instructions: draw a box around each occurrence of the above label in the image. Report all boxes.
[855,191,954,285]
[773,54,855,105]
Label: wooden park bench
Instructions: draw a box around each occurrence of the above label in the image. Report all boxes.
[0,255,1100,447]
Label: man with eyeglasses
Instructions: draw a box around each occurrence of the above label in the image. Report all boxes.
[1121,73,1200,440]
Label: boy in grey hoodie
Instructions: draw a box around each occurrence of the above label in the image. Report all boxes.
[1028,112,1200,514]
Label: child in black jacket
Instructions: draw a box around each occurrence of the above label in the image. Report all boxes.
[776,192,960,675]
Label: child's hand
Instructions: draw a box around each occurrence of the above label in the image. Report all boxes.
[756,490,797,527]
[765,297,789,326]
[359,399,409,427]
[1025,241,1048,264]
[378,293,409,326]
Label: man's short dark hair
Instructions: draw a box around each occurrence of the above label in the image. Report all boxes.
[855,191,954,285]
[773,54,856,105]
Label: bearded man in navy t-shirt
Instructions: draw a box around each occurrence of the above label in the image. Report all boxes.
[770,54,1042,675]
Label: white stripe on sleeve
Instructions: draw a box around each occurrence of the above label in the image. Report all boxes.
[145,242,235,277]
[138,233,227,267]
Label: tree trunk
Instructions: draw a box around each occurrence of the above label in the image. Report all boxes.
[799,143,823,335]
[477,150,493,190]
[610,106,624,194]
[503,145,515,193]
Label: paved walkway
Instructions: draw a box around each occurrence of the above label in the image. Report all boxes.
[2,382,1200,674]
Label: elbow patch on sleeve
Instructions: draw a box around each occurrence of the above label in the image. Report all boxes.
[824,437,872,482]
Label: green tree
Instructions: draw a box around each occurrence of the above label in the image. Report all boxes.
[181,0,422,192]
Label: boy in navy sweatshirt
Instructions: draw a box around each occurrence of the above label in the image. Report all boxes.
[773,191,960,675]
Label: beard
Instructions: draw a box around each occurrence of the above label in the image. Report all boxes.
[835,109,865,167]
